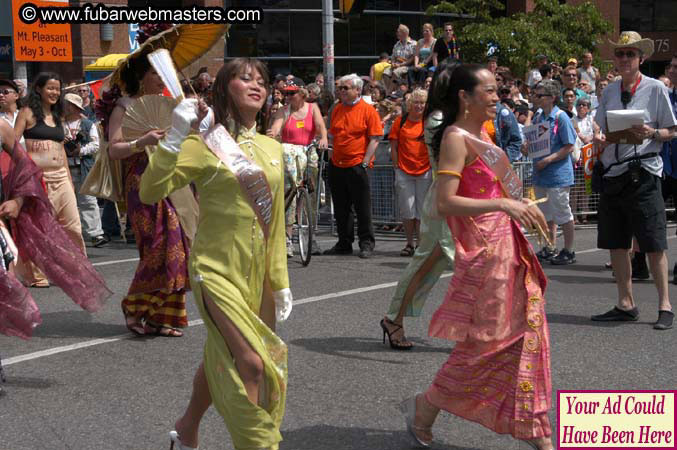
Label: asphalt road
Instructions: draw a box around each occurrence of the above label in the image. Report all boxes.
[1,227,676,450]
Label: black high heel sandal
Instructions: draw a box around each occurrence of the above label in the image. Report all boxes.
[380,318,413,350]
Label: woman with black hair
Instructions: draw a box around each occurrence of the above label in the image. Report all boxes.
[14,72,85,288]
[99,52,192,337]
[139,57,290,450]
[379,58,458,350]
[399,63,554,450]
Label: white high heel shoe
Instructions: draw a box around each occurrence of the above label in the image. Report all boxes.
[169,430,198,450]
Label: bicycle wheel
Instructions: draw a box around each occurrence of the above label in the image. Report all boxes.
[296,188,313,266]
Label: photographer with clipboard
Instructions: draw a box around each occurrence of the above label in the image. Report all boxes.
[591,32,677,330]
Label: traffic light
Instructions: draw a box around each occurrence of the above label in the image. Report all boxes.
[339,0,367,17]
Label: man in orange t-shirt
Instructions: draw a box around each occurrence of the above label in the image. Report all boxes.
[326,74,383,259]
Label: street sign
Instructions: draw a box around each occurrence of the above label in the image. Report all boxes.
[11,0,72,62]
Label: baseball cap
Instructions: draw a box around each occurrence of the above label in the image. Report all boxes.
[0,79,19,92]
[282,77,305,92]
[567,58,578,66]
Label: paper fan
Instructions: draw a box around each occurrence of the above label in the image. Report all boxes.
[121,95,177,141]
[148,49,183,100]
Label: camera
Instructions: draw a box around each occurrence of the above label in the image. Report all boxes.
[65,131,86,155]
[628,158,642,184]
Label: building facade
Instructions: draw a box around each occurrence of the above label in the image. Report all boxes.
[225,0,455,80]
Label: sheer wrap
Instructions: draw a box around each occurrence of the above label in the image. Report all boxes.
[2,142,111,313]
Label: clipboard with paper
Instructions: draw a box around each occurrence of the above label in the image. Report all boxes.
[605,109,645,145]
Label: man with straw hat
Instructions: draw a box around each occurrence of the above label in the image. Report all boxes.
[63,92,108,248]
[591,31,677,330]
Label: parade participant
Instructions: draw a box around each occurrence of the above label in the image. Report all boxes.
[14,72,87,288]
[0,79,20,128]
[380,59,457,350]
[399,63,553,450]
[139,58,291,450]
[1,107,109,336]
[100,53,191,337]
[267,77,328,256]
[0,119,40,339]
[591,32,676,330]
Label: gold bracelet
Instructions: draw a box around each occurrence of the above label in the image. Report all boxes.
[129,139,138,152]
[437,170,462,179]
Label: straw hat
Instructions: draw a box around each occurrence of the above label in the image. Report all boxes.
[608,31,654,59]
[64,92,85,111]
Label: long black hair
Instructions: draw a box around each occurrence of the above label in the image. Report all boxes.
[120,50,152,96]
[429,63,485,162]
[27,72,63,126]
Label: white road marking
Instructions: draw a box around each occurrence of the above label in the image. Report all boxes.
[8,236,675,366]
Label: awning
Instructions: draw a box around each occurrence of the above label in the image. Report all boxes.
[84,54,128,71]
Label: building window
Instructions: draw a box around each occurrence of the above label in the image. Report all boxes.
[620,0,653,32]
[655,0,677,31]
[349,15,375,56]
[290,14,322,56]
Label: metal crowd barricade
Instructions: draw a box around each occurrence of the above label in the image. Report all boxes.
[513,159,674,224]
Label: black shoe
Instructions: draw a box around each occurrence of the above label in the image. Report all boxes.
[358,247,373,259]
[654,310,674,330]
[551,249,576,265]
[92,235,110,248]
[536,246,557,262]
[323,244,353,255]
[591,306,639,322]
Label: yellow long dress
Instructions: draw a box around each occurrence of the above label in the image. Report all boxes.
[139,126,289,450]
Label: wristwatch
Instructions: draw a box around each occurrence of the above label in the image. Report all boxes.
[652,128,660,140]
[360,162,368,169]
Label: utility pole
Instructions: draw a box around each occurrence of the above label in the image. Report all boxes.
[322,0,335,96]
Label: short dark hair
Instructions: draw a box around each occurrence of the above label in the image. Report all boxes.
[539,64,552,78]
[443,22,454,28]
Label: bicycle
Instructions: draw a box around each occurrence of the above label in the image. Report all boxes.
[283,142,320,266]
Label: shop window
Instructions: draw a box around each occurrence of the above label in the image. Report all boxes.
[373,0,399,9]
[226,24,258,57]
[290,0,320,8]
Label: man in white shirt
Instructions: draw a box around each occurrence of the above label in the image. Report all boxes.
[527,54,547,87]
[63,93,108,247]
[591,32,677,330]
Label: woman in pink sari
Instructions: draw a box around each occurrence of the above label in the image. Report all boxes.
[399,63,554,450]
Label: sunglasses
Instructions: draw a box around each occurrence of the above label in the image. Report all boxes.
[614,50,638,58]
[0,89,16,95]
[535,93,551,98]
[576,103,590,107]
[283,91,296,96]
[337,85,351,91]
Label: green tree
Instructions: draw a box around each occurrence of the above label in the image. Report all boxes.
[426,0,612,78]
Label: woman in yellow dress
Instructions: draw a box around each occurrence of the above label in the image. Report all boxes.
[139,58,291,450]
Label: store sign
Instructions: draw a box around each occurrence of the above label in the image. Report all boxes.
[11,0,72,62]
[0,37,12,62]
[129,24,139,52]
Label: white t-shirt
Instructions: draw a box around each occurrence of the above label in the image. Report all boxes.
[595,76,677,177]
[527,69,542,88]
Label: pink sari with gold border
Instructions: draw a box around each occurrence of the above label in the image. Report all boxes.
[425,127,552,439]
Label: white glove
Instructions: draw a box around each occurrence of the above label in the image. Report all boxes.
[273,288,293,322]
[159,98,199,154]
